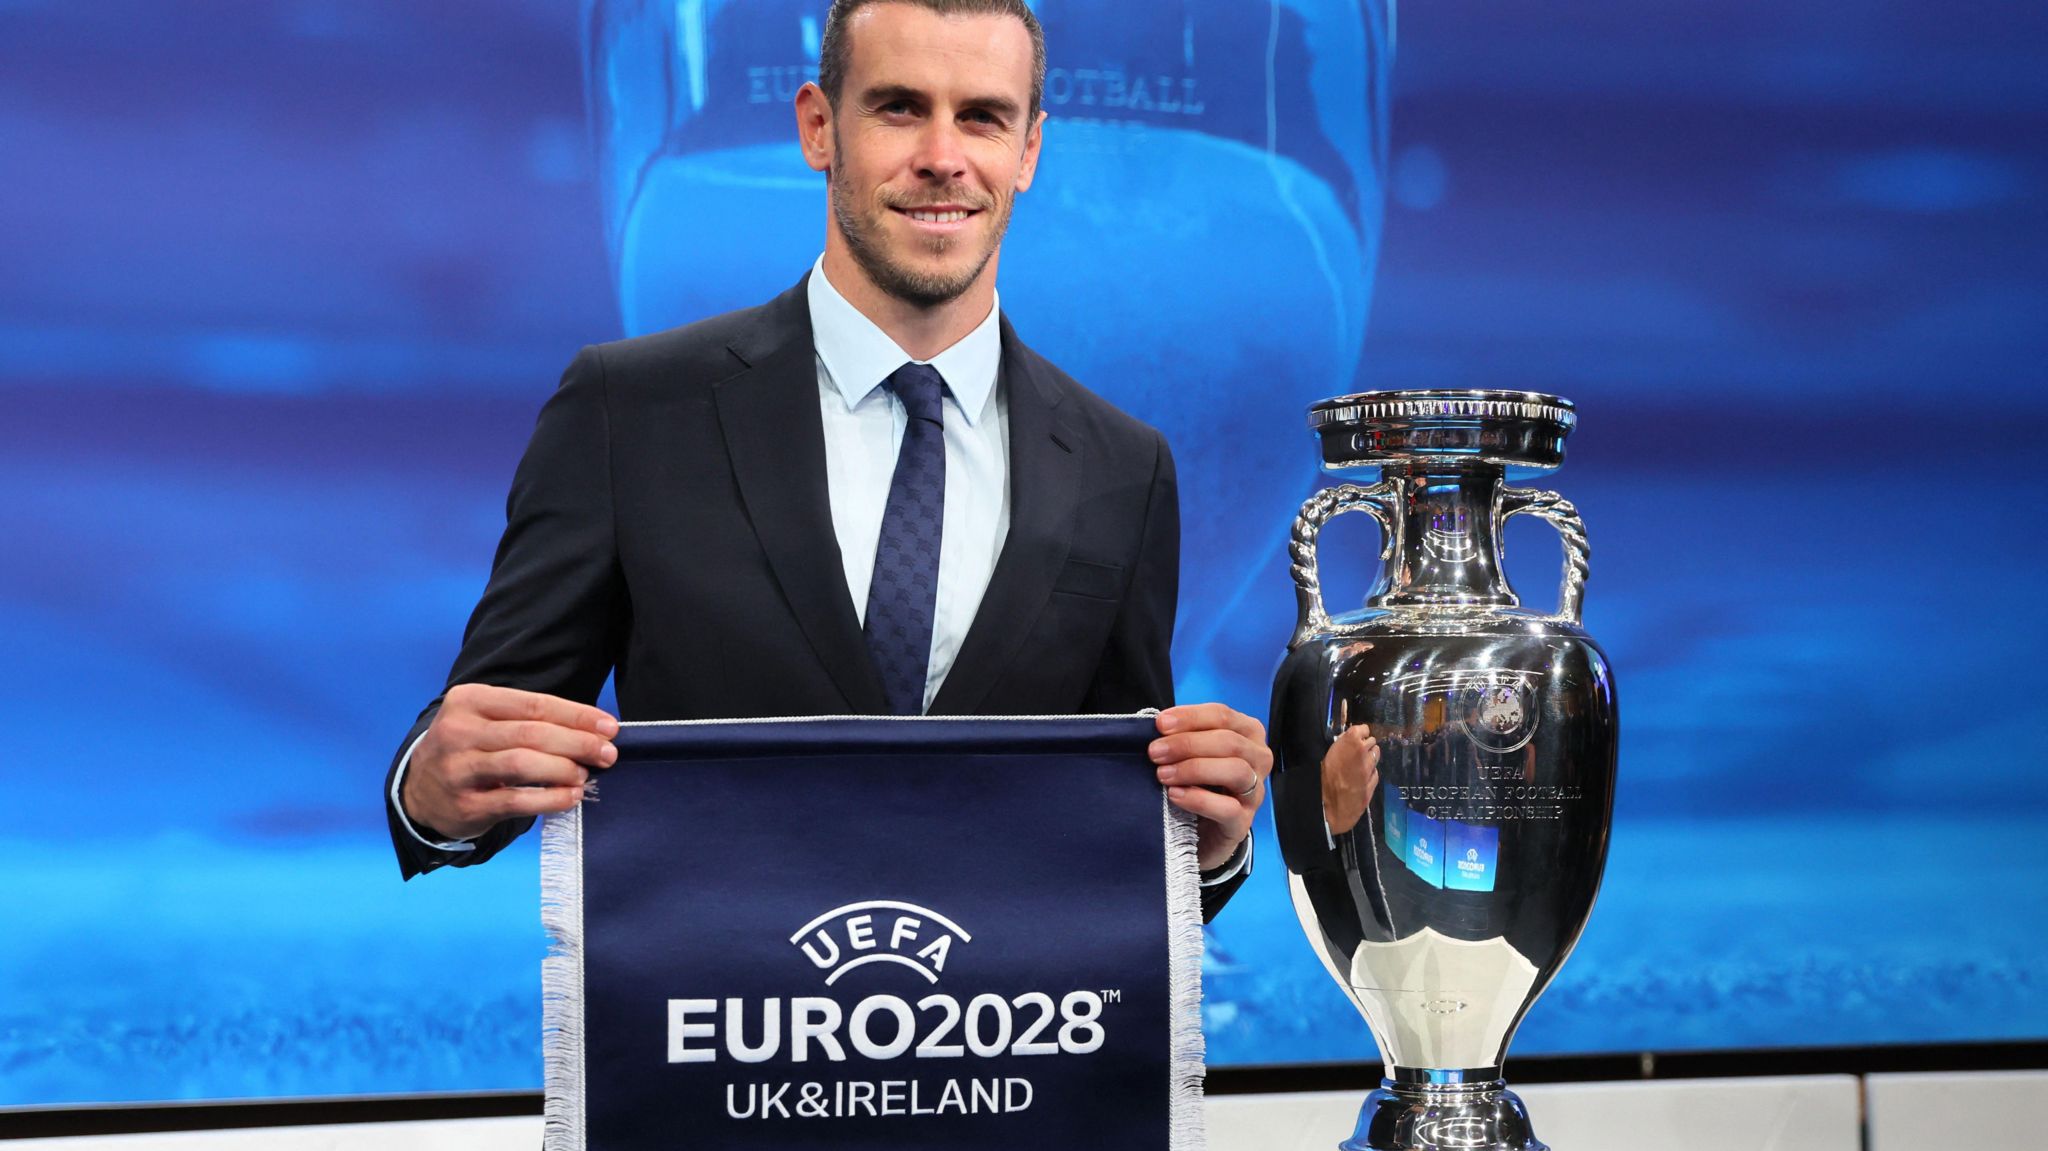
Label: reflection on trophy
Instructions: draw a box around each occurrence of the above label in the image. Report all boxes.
[1269,391,1619,1151]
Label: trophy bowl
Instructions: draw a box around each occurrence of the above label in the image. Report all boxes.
[1268,390,1619,1151]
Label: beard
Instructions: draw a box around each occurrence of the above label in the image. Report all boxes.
[831,147,1010,309]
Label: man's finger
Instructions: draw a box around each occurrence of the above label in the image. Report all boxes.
[1148,728,1260,764]
[1157,703,1264,741]
[462,684,619,735]
[475,719,618,766]
[1166,784,1250,833]
[1156,756,1262,797]
[485,785,587,819]
[471,748,590,790]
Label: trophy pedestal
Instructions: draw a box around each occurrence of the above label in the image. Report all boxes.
[1343,1076,1546,1151]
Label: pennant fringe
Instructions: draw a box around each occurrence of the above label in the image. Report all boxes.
[1164,797,1209,1151]
[540,806,585,1151]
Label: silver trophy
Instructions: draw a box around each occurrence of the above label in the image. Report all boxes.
[1268,390,1619,1151]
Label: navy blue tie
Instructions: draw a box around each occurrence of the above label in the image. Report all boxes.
[864,362,947,715]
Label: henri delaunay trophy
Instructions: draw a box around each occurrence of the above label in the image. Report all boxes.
[1270,391,1620,1151]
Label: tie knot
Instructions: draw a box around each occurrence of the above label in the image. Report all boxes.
[886,362,947,426]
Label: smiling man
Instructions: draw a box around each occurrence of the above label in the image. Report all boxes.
[385,0,1269,919]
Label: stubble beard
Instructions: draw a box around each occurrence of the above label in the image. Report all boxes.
[831,149,1009,310]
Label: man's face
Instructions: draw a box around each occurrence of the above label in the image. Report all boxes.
[816,4,1042,308]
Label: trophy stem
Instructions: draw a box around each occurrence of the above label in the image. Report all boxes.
[1340,1074,1547,1151]
[1365,467,1521,612]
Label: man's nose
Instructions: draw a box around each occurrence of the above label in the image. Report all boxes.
[911,117,969,183]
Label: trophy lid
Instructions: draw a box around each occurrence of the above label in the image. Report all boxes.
[1308,389,1576,471]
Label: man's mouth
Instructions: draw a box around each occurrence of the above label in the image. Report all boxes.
[892,205,981,227]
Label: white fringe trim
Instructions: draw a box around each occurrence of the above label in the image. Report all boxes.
[540,807,586,1151]
[1164,797,1208,1151]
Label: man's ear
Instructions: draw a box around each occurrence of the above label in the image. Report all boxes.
[796,82,834,174]
[1013,109,1047,193]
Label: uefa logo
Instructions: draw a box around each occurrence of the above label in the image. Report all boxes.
[1459,677,1538,754]
[790,900,972,986]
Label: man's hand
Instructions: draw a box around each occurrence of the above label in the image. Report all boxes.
[400,683,620,841]
[1149,703,1272,871]
[1321,724,1380,837]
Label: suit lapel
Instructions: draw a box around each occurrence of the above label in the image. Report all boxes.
[713,279,889,714]
[930,317,1082,715]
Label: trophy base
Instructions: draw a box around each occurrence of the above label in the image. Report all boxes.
[1339,1074,1546,1151]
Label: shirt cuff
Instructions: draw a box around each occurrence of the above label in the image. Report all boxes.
[390,729,478,854]
[1199,831,1251,887]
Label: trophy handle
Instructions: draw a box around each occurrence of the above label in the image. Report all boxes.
[1501,487,1590,625]
[1288,481,1397,648]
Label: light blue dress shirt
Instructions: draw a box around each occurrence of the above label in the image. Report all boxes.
[808,257,1010,713]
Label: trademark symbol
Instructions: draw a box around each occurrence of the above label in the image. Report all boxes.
[1099,989,1122,1004]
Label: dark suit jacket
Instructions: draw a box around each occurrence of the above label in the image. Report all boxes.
[385,275,1247,917]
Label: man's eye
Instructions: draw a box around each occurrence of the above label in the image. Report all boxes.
[880,101,915,115]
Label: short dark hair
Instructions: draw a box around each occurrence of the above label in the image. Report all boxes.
[817,0,1047,119]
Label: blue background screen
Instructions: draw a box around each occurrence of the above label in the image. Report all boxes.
[2,0,2043,1104]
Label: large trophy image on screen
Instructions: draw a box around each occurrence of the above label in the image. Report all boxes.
[1269,393,1619,1151]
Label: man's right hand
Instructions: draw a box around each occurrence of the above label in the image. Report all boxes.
[399,683,620,841]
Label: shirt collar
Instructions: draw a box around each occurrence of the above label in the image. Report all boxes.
[807,256,1001,427]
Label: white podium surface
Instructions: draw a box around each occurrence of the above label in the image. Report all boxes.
[1866,1070,2048,1151]
[8,1072,2046,1151]
[1206,1077,1862,1151]
[1,1117,540,1150]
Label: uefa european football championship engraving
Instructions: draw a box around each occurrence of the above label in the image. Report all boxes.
[1269,391,1618,1151]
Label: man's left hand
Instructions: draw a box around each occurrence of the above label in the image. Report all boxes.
[1150,703,1271,872]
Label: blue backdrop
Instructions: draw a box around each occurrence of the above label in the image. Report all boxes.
[2,0,2044,1105]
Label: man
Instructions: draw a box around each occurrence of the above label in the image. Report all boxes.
[385,0,1269,918]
